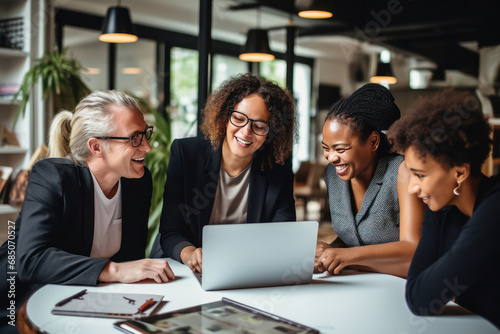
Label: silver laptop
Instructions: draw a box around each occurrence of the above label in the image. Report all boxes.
[195,221,318,291]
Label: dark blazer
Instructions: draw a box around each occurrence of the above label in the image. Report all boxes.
[10,158,152,286]
[158,137,296,262]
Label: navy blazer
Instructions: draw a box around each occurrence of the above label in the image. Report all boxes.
[11,158,152,286]
[158,137,296,262]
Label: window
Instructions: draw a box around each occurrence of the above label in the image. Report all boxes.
[170,47,198,139]
[64,26,108,90]
[212,54,248,89]
[293,63,312,165]
[260,60,312,170]
[116,40,158,108]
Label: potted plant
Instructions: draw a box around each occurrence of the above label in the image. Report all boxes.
[13,48,91,127]
[133,96,172,256]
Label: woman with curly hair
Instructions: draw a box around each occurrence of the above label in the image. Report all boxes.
[157,73,296,273]
[387,89,500,329]
[315,83,425,278]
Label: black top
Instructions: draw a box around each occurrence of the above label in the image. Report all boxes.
[0,158,152,327]
[2,158,152,286]
[158,137,296,262]
[406,175,500,329]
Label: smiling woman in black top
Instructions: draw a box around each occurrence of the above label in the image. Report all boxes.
[387,89,500,329]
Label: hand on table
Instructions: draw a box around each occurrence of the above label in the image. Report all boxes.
[99,259,175,283]
[180,246,203,273]
[314,243,355,275]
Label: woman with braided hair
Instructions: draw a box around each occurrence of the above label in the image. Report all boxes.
[315,83,425,278]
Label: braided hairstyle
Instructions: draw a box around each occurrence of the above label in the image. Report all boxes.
[325,83,400,156]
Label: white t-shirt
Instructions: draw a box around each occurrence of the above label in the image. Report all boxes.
[89,172,122,259]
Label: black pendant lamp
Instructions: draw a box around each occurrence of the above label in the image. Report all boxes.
[296,0,334,19]
[432,67,446,81]
[239,29,275,62]
[99,0,137,43]
[370,52,397,85]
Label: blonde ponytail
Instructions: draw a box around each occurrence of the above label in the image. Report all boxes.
[48,110,73,158]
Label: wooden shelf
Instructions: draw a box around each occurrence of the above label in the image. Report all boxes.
[0,204,21,215]
[0,47,28,58]
[0,99,20,106]
[0,146,27,154]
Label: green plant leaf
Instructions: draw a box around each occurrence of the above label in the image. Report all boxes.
[129,93,172,257]
[12,48,91,128]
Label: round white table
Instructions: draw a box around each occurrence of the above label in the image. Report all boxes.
[24,259,499,333]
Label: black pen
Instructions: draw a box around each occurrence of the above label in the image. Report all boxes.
[55,289,87,307]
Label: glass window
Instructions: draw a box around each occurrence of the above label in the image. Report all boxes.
[260,60,312,171]
[116,40,158,108]
[212,54,248,89]
[259,59,286,87]
[170,47,199,139]
[64,26,108,90]
[293,63,312,167]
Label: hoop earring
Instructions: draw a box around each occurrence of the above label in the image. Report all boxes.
[453,181,461,196]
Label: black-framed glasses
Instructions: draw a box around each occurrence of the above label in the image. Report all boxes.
[95,125,154,147]
[230,110,270,136]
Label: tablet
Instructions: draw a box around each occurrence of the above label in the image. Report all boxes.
[114,297,319,334]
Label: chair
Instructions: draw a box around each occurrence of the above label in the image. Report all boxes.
[294,161,329,220]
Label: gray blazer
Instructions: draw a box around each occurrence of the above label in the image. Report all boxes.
[324,154,403,246]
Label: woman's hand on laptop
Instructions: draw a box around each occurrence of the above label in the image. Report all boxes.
[181,246,203,273]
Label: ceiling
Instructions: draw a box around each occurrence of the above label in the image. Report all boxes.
[226,0,500,77]
[61,0,500,79]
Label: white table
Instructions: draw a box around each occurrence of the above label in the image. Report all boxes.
[25,259,499,333]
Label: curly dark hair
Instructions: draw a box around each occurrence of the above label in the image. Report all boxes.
[200,73,296,169]
[325,83,400,156]
[387,89,492,176]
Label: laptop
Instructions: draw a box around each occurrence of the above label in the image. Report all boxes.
[195,221,318,291]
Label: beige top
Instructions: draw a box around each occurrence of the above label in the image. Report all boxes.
[209,163,252,225]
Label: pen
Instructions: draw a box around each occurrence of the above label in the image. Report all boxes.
[137,298,155,313]
[55,289,87,307]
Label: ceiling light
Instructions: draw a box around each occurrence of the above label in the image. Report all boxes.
[239,29,275,62]
[370,52,397,85]
[296,0,333,19]
[122,67,142,74]
[99,1,137,43]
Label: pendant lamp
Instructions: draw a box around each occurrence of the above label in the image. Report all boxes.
[431,67,446,81]
[370,52,397,85]
[239,29,275,62]
[296,0,334,19]
[99,0,137,43]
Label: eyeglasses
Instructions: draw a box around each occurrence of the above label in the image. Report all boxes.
[95,125,154,147]
[230,110,270,136]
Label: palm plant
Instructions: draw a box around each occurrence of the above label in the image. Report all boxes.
[133,96,172,256]
[13,48,91,127]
